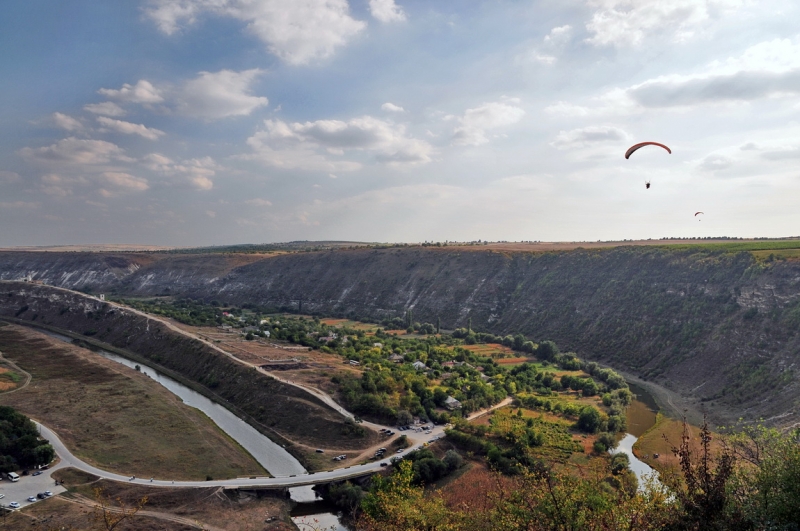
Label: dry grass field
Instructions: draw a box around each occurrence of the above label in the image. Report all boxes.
[0,324,265,481]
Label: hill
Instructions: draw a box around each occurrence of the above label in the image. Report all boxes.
[1,244,799,426]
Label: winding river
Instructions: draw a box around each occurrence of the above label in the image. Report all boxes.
[614,383,661,489]
[42,329,659,529]
[43,331,307,477]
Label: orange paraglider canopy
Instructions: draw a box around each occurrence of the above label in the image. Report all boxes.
[625,142,672,159]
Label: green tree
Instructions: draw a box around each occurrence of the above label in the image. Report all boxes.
[576,406,602,433]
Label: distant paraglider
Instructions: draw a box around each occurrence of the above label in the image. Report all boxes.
[695,211,704,221]
[625,142,672,159]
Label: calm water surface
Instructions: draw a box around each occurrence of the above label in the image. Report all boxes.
[615,382,661,489]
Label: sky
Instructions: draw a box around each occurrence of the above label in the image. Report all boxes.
[2,0,800,246]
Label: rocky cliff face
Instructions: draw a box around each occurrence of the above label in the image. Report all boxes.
[1,247,799,425]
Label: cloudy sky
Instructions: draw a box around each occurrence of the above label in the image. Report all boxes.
[2,0,800,246]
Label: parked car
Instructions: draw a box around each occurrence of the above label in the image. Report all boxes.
[32,471,43,476]
[8,502,20,509]
[27,496,36,502]
[379,462,388,467]
[37,493,46,499]
[0,494,4,499]
[44,491,53,497]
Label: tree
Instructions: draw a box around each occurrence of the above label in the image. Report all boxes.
[443,450,463,471]
[396,410,414,426]
[576,406,602,433]
[662,416,743,530]
[0,406,55,471]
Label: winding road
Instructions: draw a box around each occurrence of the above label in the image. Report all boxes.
[36,398,511,489]
[1,281,512,490]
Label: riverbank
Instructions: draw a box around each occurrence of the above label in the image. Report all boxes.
[0,324,266,481]
[616,369,706,426]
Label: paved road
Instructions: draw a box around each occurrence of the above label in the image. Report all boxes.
[2,282,513,489]
[32,399,511,490]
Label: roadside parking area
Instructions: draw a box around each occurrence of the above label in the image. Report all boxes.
[0,470,67,511]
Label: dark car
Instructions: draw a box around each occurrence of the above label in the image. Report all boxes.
[32,471,43,476]
[37,493,46,499]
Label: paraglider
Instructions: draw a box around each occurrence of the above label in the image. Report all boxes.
[695,211,704,221]
[625,142,671,189]
[625,142,672,159]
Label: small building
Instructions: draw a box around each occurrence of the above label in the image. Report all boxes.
[349,360,361,366]
[99,294,105,301]
[444,396,462,410]
[389,354,404,363]
[373,342,383,348]
[412,361,426,371]
[442,361,456,368]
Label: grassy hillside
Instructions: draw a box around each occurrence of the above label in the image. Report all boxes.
[1,244,799,425]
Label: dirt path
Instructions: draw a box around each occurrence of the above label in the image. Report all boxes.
[63,492,227,531]
[0,348,31,394]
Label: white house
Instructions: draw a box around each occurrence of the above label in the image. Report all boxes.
[412,361,426,371]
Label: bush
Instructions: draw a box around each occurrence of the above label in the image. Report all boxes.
[576,406,602,433]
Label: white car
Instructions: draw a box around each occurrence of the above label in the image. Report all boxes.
[27,496,36,502]
[9,502,20,509]
[0,494,4,499]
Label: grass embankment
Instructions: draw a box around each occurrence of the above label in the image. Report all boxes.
[631,412,722,476]
[0,324,266,481]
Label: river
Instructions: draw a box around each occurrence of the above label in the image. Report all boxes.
[42,331,306,477]
[44,330,351,529]
[42,329,655,528]
[615,382,661,490]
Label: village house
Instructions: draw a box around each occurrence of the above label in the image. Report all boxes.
[412,360,427,371]
[444,396,462,410]
[389,353,405,363]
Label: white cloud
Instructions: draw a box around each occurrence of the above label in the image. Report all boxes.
[627,38,800,107]
[369,0,406,23]
[145,0,366,65]
[100,171,149,191]
[586,0,744,47]
[20,138,129,165]
[246,115,433,170]
[245,198,273,206]
[452,101,525,146]
[517,25,572,66]
[98,79,164,104]
[544,25,572,45]
[142,153,217,190]
[178,69,268,119]
[83,102,127,117]
[550,126,631,149]
[381,102,405,113]
[96,117,165,140]
[546,38,800,116]
[697,154,734,172]
[52,112,83,132]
